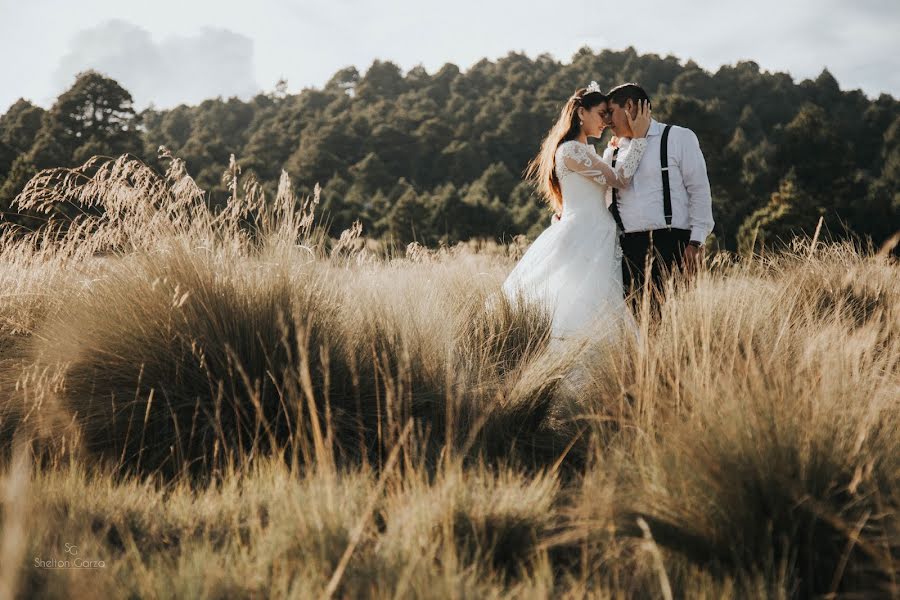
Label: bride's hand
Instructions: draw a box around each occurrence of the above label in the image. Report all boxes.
[626,100,651,138]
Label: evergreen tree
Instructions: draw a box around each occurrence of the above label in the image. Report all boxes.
[0,71,142,225]
[0,49,896,248]
[0,99,45,155]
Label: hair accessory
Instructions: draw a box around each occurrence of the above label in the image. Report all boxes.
[571,81,603,102]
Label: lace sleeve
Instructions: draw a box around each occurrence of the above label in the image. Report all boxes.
[612,137,648,183]
[559,139,646,189]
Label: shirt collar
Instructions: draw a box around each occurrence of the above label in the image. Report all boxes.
[646,119,665,137]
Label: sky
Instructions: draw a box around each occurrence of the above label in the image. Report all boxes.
[1,0,898,113]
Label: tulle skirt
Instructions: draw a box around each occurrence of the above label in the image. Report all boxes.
[502,213,636,347]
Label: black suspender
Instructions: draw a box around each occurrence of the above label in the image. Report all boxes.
[660,124,673,227]
[612,124,673,233]
[610,147,624,231]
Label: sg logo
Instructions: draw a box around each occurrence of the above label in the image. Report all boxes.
[64,543,79,556]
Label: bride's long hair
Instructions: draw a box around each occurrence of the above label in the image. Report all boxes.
[525,88,607,214]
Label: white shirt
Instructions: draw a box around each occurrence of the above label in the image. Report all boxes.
[602,119,714,243]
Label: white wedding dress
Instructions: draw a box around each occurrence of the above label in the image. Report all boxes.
[502,137,648,348]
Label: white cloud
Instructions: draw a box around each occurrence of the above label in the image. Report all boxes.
[51,19,259,109]
[0,0,897,113]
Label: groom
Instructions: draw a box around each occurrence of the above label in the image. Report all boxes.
[602,83,715,300]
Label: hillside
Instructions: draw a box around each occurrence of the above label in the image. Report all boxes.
[1,47,898,251]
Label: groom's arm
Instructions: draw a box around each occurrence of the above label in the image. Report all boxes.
[678,129,715,244]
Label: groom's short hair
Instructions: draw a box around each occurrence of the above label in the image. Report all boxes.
[608,83,651,109]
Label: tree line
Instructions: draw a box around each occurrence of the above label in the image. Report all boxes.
[1,47,898,252]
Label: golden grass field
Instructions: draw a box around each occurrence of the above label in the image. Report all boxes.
[0,152,896,599]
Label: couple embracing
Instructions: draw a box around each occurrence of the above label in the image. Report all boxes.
[503,82,715,345]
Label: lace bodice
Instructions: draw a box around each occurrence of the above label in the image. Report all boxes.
[555,138,648,188]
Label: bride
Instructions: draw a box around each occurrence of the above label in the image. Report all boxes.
[503,82,651,347]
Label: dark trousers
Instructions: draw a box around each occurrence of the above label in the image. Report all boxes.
[620,228,691,304]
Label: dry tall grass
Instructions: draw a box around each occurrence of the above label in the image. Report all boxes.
[0,152,896,598]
